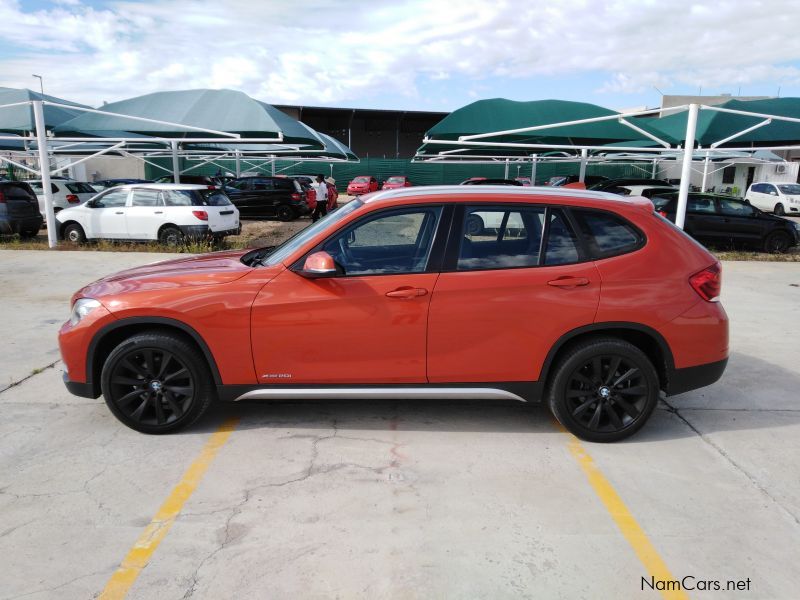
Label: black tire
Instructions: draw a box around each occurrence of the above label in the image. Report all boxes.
[465,214,485,236]
[19,229,38,239]
[764,230,791,254]
[100,331,215,434]
[63,223,86,244]
[547,338,659,443]
[159,225,184,246]
[276,204,295,221]
[774,203,785,216]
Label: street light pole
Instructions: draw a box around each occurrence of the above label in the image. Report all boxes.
[32,74,44,96]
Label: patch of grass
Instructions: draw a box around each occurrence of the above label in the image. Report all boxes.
[30,367,44,375]
[0,234,249,253]
[711,249,800,262]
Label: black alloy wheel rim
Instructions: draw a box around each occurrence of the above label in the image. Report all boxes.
[565,355,649,433]
[108,348,194,426]
[768,234,789,253]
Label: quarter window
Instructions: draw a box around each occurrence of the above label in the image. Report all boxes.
[458,206,545,270]
[322,207,442,276]
[573,210,642,259]
[94,189,128,208]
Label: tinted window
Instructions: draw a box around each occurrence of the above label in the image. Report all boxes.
[201,190,232,206]
[722,165,736,184]
[687,196,716,213]
[751,183,765,193]
[573,210,642,259]
[131,189,161,207]
[322,207,442,276]
[764,184,778,195]
[2,183,36,200]
[719,198,755,217]
[252,179,274,191]
[778,184,800,195]
[94,189,128,208]
[227,179,250,190]
[458,206,545,270]
[65,182,97,194]
[544,210,580,265]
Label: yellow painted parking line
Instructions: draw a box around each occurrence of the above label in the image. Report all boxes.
[561,425,689,600]
[99,418,239,600]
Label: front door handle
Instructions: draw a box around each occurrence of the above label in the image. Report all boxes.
[115,211,124,215]
[386,286,428,299]
[154,211,163,214]
[547,276,590,288]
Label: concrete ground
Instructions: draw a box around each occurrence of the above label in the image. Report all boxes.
[0,250,798,599]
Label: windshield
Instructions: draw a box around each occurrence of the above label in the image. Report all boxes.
[353,177,369,183]
[387,177,405,183]
[778,184,800,195]
[262,200,363,266]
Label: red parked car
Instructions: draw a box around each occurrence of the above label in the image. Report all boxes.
[382,176,413,190]
[59,186,728,442]
[347,176,378,195]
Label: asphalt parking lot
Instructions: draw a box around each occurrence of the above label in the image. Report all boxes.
[1,250,799,599]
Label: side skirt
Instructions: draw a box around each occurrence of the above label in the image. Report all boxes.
[216,382,543,403]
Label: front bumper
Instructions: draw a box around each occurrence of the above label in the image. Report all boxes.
[62,371,99,399]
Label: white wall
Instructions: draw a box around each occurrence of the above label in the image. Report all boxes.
[81,156,146,181]
[656,160,798,196]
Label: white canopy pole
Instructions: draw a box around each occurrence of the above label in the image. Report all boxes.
[531,155,537,184]
[271,157,276,175]
[651,159,657,178]
[701,152,710,191]
[676,104,699,230]
[578,148,588,182]
[235,149,241,177]
[503,158,509,179]
[33,100,57,248]
[170,140,180,183]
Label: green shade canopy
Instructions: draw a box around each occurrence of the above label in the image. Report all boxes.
[0,87,88,133]
[640,97,800,147]
[423,98,667,146]
[54,89,323,146]
[181,128,358,161]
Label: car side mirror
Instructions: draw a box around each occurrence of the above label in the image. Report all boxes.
[299,251,336,278]
[770,191,778,196]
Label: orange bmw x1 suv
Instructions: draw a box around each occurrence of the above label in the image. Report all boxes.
[59,186,728,442]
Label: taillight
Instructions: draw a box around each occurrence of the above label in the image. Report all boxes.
[0,191,5,204]
[207,185,216,190]
[291,192,301,201]
[66,194,79,203]
[689,263,721,302]
[192,210,208,221]
[657,210,668,217]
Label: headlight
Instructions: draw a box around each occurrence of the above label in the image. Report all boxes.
[70,298,101,326]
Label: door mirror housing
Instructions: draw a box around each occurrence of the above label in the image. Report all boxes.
[299,251,336,278]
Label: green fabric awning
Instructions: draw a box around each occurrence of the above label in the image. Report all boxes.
[640,98,800,147]
[0,87,88,133]
[53,89,323,146]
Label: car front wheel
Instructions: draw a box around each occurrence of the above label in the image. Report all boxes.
[100,331,215,434]
[63,223,86,244]
[547,338,659,443]
[774,203,785,216]
[276,205,295,221]
[764,230,791,253]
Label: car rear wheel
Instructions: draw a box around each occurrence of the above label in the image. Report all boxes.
[159,225,184,246]
[764,230,791,253]
[547,338,659,443]
[774,203,785,216]
[276,205,295,221]
[63,223,86,244]
[100,331,214,434]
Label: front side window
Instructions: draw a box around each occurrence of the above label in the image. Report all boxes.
[778,184,800,195]
[321,207,442,276]
[719,198,755,217]
[687,196,716,213]
[764,184,778,195]
[131,189,161,207]
[458,206,544,270]
[573,209,642,259]
[93,189,128,208]
[252,178,274,191]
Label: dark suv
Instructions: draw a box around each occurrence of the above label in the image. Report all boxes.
[0,181,43,237]
[652,192,800,253]
[222,176,311,220]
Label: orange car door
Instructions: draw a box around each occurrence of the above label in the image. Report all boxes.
[427,205,601,383]
[251,205,446,384]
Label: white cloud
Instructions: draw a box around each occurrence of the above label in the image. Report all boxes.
[1,0,800,108]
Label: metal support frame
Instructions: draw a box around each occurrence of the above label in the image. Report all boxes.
[170,140,180,183]
[701,153,711,191]
[32,101,57,248]
[676,104,699,229]
[578,148,588,182]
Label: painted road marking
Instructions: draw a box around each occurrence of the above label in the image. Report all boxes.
[564,429,689,600]
[99,418,239,600]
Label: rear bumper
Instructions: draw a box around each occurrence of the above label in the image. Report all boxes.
[179,224,241,238]
[0,215,43,234]
[666,357,728,396]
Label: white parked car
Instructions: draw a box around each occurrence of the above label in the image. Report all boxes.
[619,185,677,198]
[28,179,98,213]
[55,184,240,245]
[745,182,800,216]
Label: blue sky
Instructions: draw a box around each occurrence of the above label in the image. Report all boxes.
[2,0,800,112]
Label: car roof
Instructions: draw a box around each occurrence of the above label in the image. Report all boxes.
[360,185,653,212]
[102,183,211,191]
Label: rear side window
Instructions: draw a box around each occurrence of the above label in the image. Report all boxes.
[719,198,755,217]
[65,182,97,194]
[687,196,716,213]
[458,206,545,270]
[573,209,643,259]
[131,189,161,207]
[2,183,36,200]
[252,178,274,191]
[162,190,195,207]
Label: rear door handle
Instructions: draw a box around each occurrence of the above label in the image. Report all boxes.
[547,276,590,288]
[386,286,428,299]
[154,211,163,214]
